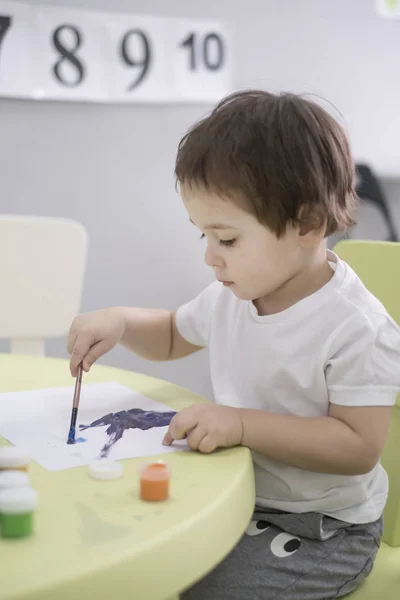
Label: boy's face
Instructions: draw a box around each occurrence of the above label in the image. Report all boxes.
[181,185,308,306]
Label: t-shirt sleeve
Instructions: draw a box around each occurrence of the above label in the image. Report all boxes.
[175,282,222,347]
[326,313,400,407]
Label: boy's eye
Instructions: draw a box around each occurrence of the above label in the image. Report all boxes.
[219,238,236,247]
[199,234,236,247]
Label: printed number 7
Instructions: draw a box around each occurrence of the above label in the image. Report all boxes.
[0,15,12,73]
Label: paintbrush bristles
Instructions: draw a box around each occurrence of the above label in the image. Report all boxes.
[67,407,78,444]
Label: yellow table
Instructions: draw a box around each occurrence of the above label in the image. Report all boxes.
[0,354,255,600]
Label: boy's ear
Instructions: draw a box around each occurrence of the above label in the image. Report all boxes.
[296,205,327,247]
[298,226,326,248]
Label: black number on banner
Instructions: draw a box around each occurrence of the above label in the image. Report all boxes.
[52,24,85,87]
[120,29,151,91]
[180,32,224,71]
[0,15,12,71]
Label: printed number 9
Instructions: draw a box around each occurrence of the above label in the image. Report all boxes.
[120,29,151,91]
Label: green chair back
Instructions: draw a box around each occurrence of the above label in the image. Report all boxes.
[334,240,400,546]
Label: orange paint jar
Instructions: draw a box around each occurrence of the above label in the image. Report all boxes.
[140,461,170,502]
[0,447,30,472]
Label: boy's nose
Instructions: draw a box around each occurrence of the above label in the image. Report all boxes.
[205,245,223,268]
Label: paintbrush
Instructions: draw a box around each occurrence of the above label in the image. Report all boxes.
[67,364,83,444]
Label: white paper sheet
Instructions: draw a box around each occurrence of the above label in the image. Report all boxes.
[0,382,187,471]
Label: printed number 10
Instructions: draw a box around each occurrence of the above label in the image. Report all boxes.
[180,32,224,71]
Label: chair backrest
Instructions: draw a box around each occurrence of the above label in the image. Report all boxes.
[334,240,400,546]
[0,215,88,355]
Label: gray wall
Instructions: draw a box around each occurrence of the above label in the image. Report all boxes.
[1,0,399,400]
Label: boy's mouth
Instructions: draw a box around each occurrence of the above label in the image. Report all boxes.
[218,280,234,287]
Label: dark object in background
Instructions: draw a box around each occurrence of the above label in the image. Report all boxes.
[355,164,398,242]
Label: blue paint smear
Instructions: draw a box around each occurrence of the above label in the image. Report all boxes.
[67,426,76,445]
[67,426,87,445]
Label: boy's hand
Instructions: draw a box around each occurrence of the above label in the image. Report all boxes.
[67,308,126,376]
[162,404,243,453]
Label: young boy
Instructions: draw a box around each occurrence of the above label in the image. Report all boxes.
[68,91,400,600]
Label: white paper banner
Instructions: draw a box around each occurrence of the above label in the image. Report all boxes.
[0,2,232,103]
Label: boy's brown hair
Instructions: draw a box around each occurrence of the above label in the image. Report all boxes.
[175,90,357,237]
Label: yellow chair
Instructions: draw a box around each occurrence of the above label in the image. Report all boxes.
[334,240,400,599]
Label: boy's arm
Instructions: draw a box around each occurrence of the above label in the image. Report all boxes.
[120,309,202,360]
[163,401,393,475]
[119,282,219,362]
[68,307,202,375]
[239,404,393,475]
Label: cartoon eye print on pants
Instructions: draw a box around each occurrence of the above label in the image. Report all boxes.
[245,520,270,536]
[270,532,301,558]
[245,521,301,557]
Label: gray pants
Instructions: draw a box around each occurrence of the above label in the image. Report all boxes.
[182,509,383,600]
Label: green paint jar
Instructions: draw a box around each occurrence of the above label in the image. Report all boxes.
[0,471,30,491]
[0,486,37,539]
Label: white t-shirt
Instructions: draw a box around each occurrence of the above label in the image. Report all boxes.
[176,250,400,524]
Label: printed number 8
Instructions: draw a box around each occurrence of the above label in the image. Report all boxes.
[52,24,85,87]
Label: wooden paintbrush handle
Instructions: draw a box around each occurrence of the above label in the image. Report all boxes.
[73,365,83,409]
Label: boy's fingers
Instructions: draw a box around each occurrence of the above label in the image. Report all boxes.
[171,415,197,441]
[198,433,217,454]
[70,352,81,377]
[66,330,76,355]
[82,339,114,372]
[69,332,94,376]
[162,431,174,446]
[186,426,208,451]
[162,428,191,446]
[162,411,198,445]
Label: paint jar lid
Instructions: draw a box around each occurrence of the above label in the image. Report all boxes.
[0,486,37,514]
[0,471,30,490]
[89,459,123,480]
[0,446,30,468]
[140,460,171,480]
